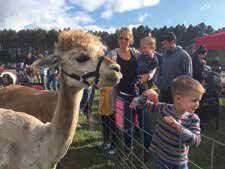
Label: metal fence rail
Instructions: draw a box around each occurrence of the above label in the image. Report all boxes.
[95,92,225,169]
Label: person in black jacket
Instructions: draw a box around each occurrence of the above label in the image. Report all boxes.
[23,52,37,70]
[192,45,208,84]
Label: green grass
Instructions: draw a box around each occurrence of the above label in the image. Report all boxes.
[59,116,115,169]
[59,97,115,169]
[189,108,225,169]
[59,96,225,169]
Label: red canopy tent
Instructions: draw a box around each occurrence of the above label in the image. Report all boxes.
[195,31,225,50]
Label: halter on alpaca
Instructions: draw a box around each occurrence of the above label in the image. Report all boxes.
[61,56,104,87]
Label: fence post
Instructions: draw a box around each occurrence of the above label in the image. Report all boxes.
[210,141,215,169]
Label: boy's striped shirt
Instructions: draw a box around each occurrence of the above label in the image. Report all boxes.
[144,101,201,166]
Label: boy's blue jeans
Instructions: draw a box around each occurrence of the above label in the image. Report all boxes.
[152,154,188,169]
[46,74,57,91]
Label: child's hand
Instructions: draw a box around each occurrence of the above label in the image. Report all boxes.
[162,116,182,132]
[143,89,158,104]
[129,97,139,109]
[140,74,149,84]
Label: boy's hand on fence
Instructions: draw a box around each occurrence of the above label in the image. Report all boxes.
[129,97,139,109]
[143,89,158,104]
[163,116,182,132]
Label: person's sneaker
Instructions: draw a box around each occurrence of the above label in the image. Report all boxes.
[100,142,111,150]
[108,144,117,155]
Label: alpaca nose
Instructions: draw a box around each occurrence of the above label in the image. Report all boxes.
[109,64,120,72]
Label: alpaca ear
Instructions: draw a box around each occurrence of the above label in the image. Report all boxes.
[32,54,60,68]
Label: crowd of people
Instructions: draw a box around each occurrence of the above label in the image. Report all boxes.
[0,51,60,90]
[97,27,222,169]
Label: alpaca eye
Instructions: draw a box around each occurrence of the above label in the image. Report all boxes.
[76,54,90,63]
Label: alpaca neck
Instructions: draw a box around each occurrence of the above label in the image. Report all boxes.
[51,72,83,148]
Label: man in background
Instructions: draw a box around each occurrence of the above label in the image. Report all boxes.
[158,32,192,103]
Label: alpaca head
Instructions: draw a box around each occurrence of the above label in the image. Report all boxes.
[33,30,122,88]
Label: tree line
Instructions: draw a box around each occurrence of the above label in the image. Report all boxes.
[0,22,224,63]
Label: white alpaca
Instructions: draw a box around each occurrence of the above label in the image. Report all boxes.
[0,30,122,169]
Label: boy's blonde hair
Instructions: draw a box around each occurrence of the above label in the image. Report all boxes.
[171,75,205,98]
[140,36,156,50]
[117,27,134,45]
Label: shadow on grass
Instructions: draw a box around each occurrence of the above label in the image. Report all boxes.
[71,136,102,148]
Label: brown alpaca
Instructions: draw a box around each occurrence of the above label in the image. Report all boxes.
[0,30,122,169]
[0,85,57,122]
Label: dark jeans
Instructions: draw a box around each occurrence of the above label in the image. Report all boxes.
[40,73,45,84]
[136,108,152,152]
[80,87,95,117]
[160,88,173,104]
[101,115,116,145]
[118,94,135,151]
[46,74,57,91]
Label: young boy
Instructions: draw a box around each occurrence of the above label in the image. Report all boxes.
[133,36,158,96]
[130,75,205,169]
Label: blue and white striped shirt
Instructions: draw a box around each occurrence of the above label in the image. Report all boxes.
[144,101,201,166]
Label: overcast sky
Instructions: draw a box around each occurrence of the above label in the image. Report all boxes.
[0,0,224,32]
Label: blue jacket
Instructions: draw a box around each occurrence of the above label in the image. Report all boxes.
[158,46,192,90]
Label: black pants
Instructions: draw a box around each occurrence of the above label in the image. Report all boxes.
[80,87,95,117]
[101,115,116,144]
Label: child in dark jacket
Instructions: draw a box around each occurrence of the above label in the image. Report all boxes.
[133,36,158,96]
[132,36,158,160]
